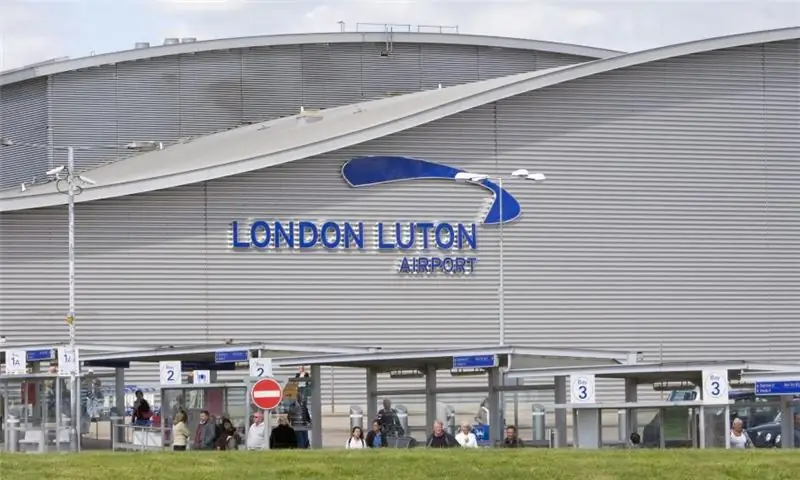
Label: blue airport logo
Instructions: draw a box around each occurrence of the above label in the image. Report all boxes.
[230,156,522,275]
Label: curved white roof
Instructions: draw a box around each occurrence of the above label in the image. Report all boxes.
[0,31,624,87]
[1,27,797,213]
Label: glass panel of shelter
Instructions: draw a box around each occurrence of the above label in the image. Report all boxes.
[161,385,249,441]
[2,376,78,452]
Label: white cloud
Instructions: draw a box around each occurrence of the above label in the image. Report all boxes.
[154,0,248,12]
[0,2,67,70]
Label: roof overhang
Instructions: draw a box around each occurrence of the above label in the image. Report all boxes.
[2,27,797,213]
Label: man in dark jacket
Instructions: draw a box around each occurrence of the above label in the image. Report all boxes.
[426,420,457,448]
[502,425,524,447]
[365,420,388,448]
[377,398,404,437]
[270,416,298,449]
[193,410,217,450]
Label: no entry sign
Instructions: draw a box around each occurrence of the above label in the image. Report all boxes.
[251,377,284,410]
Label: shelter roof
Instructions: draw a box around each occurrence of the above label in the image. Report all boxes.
[274,345,631,372]
[507,360,800,384]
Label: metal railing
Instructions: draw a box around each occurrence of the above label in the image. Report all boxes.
[111,422,165,452]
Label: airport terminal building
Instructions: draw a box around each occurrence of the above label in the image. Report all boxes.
[1,27,798,406]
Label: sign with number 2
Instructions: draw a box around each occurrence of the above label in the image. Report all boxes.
[159,361,182,386]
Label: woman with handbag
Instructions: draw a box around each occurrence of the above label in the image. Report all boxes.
[131,390,153,426]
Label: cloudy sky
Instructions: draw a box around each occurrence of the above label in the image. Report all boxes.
[1,0,798,71]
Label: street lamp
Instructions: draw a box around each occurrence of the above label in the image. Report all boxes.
[455,168,546,346]
[3,136,161,452]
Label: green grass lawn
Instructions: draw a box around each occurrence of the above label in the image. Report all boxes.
[2,449,799,480]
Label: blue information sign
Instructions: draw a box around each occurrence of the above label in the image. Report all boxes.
[472,424,490,445]
[452,354,498,369]
[755,381,800,396]
[26,349,54,362]
[214,350,249,364]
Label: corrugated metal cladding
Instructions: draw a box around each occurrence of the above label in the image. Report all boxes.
[0,42,594,189]
[0,78,49,189]
[1,39,798,410]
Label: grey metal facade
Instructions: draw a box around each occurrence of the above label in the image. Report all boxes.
[1,39,798,408]
[0,42,594,190]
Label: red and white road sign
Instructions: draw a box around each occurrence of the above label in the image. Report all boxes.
[251,377,284,410]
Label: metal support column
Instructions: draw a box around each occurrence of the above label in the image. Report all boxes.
[780,395,795,449]
[114,367,125,443]
[309,365,322,449]
[624,378,638,438]
[487,367,503,445]
[366,368,378,425]
[424,364,437,429]
[554,376,567,447]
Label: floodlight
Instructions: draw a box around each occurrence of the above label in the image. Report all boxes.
[78,175,96,185]
[46,165,66,176]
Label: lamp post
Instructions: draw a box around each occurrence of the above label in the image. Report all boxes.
[2,137,162,449]
[456,169,545,430]
[455,169,546,346]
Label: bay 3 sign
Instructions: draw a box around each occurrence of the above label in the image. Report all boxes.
[230,220,478,275]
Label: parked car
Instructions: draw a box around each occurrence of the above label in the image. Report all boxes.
[748,409,800,448]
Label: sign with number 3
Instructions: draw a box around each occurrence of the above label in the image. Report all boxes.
[702,369,729,404]
[570,374,596,403]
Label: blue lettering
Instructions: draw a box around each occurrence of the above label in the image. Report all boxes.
[419,257,430,272]
[377,223,394,249]
[397,256,477,275]
[275,221,294,248]
[395,222,415,249]
[320,222,341,249]
[232,220,478,255]
[417,222,434,249]
[231,221,250,248]
[250,221,270,248]
[298,221,318,248]
[457,224,477,249]
[399,257,410,273]
[343,222,364,249]
[435,223,455,250]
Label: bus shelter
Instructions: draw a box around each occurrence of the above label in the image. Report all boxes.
[507,360,800,449]
[81,342,369,451]
[0,342,132,453]
[740,369,800,449]
[274,344,634,448]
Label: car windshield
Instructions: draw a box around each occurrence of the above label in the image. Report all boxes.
[667,389,697,402]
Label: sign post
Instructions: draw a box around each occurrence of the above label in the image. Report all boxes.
[251,378,283,451]
[701,369,730,448]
